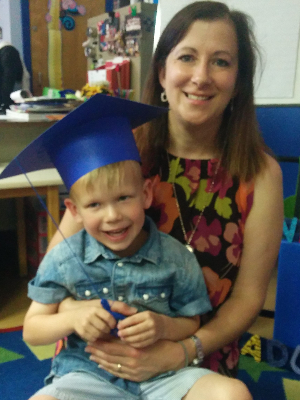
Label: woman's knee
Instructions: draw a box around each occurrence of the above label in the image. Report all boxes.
[183,373,252,400]
[223,378,252,400]
[29,395,58,400]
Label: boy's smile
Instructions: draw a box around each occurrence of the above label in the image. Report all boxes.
[65,162,153,258]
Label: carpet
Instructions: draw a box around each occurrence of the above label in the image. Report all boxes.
[0,327,53,400]
[1,328,300,400]
[237,333,300,400]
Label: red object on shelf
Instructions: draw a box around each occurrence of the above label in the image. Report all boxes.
[105,59,130,91]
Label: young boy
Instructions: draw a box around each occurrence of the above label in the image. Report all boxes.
[0,95,242,400]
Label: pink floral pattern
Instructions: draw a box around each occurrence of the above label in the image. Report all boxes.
[224,222,243,265]
[183,160,201,195]
[192,217,222,256]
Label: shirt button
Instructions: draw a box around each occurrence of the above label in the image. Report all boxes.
[85,290,91,297]
[118,296,124,301]
[103,287,109,294]
[160,292,166,298]
[117,262,123,267]
[143,294,149,300]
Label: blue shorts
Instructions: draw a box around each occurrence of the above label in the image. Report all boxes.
[32,368,214,400]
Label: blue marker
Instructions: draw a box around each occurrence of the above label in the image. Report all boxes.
[101,298,126,336]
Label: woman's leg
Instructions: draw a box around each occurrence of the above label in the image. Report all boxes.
[182,374,252,400]
[29,396,58,400]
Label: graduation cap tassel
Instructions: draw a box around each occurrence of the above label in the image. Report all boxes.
[14,158,104,300]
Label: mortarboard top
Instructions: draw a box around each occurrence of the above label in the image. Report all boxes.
[0,94,168,190]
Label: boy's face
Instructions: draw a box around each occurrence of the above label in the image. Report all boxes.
[65,164,153,257]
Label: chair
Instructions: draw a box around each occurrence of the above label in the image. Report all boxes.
[256,105,300,348]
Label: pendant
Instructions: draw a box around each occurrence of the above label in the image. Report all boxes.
[185,244,194,253]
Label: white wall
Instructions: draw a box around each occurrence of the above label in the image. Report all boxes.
[259,37,300,105]
[0,0,23,56]
[0,0,11,42]
[9,0,23,56]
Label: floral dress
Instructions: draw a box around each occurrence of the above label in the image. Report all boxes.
[146,152,254,377]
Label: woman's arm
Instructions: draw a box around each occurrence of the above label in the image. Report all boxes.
[188,155,283,355]
[85,155,284,381]
[47,208,83,252]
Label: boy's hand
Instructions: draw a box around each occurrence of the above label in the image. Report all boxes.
[72,306,117,342]
[117,311,164,348]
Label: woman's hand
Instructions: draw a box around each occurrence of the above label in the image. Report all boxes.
[85,338,185,382]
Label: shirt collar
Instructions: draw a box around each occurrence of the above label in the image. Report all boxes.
[83,216,162,266]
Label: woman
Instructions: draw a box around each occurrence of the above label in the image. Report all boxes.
[49,0,283,387]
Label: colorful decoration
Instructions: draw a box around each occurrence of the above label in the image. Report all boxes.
[46,1,86,31]
[45,0,86,89]
[80,83,112,99]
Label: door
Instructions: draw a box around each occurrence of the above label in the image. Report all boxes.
[29,0,105,96]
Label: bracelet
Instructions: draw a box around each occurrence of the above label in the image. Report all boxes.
[178,341,189,368]
[189,335,204,366]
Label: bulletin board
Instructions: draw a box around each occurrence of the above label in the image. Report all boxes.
[154,0,300,102]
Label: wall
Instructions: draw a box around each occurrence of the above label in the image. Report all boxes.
[0,0,11,42]
[0,0,23,56]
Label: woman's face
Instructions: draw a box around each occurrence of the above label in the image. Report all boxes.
[159,18,238,132]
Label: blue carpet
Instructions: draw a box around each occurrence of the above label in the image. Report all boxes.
[237,333,300,400]
[1,329,300,399]
[0,329,51,400]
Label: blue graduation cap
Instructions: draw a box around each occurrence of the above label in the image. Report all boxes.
[0,94,167,190]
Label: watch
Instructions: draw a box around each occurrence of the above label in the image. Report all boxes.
[190,335,204,366]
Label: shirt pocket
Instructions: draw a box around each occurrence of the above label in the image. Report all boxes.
[75,279,112,300]
[133,284,172,315]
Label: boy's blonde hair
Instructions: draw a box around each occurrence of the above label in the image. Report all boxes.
[70,160,143,201]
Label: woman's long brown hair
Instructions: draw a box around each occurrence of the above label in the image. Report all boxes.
[135,1,267,181]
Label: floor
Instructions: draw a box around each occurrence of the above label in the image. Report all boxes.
[0,259,277,338]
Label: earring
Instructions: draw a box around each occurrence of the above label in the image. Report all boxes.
[160,90,168,103]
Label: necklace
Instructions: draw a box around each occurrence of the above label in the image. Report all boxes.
[167,152,222,253]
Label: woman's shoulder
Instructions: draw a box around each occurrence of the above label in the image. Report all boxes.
[251,153,283,211]
[256,153,283,185]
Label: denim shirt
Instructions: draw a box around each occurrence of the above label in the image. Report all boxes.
[28,216,212,397]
